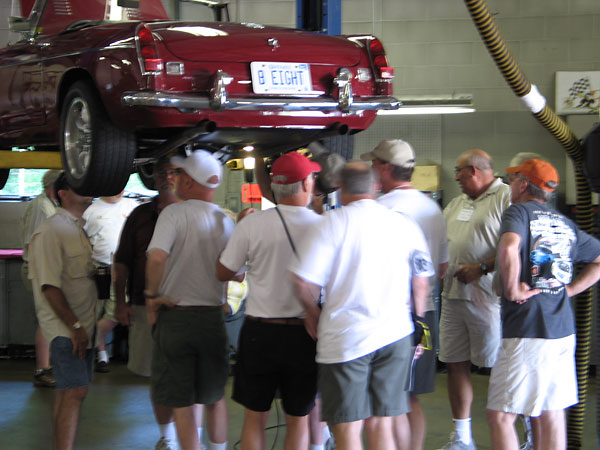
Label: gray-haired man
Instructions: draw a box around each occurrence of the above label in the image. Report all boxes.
[291,162,434,450]
[362,140,449,450]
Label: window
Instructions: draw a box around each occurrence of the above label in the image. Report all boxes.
[0,169,155,197]
[0,169,46,196]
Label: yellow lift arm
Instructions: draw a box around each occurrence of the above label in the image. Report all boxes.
[0,150,62,169]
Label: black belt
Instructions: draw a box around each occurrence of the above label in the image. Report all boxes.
[246,315,304,326]
[171,305,220,311]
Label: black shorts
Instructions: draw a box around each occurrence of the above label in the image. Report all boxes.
[232,318,317,416]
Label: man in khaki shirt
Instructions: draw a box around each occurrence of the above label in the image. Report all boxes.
[21,169,61,387]
[29,173,96,450]
[439,149,511,450]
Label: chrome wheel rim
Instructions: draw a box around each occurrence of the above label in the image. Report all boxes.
[63,97,92,181]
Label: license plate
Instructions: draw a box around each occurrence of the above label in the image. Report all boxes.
[250,62,312,94]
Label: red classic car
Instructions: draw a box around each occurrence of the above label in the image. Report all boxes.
[0,0,399,195]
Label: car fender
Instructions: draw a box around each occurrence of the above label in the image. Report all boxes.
[56,45,143,132]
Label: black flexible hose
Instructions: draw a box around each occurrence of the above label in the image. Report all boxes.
[464,1,594,447]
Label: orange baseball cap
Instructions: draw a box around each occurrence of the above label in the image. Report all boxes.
[506,158,559,192]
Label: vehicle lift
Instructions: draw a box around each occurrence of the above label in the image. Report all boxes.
[297,0,341,35]
[0,0,342,188]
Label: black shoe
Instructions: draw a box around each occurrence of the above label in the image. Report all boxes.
[476,366,491,376]
[95,361,110,373]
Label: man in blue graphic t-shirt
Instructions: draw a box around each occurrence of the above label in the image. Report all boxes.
[487,158,600,450]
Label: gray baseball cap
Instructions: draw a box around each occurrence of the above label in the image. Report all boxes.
[360,139,416,168]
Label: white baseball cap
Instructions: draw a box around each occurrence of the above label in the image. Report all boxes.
[171,150,222,188]
[360,139,416,168]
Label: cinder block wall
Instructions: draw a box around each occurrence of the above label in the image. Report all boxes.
[232,0,600,205]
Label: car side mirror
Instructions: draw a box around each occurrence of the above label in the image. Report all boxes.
[8,16,31,33]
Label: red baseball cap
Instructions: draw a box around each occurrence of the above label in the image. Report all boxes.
[271,152,321,184]
[506,158,559,192]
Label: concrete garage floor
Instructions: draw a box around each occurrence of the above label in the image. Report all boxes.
[0,359,596,449]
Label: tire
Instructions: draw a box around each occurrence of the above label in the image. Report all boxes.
[137,164,156,190]
[0,169,9,190]
[319,134,354,161]
[60,80,136,196]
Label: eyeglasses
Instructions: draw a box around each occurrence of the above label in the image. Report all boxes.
[157,168,182,178]
[454,165,473,175]
[507,173,523,183]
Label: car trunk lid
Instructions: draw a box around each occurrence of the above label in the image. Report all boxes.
[151,22,362,66]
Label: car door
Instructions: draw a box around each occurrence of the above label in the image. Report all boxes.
[0,37,45,139]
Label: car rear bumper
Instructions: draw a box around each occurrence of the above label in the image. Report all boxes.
[122,91,401,113]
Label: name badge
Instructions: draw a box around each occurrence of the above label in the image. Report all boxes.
[456,206,474,222]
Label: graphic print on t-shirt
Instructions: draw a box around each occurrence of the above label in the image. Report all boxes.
[529,212,575,292]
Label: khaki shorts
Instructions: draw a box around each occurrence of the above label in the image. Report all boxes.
[487,335,577,417]
[439,297,500,367]
[95,287,118,323]
[319,336,412,424]
[127,304,153,377]
[21,262,33,294]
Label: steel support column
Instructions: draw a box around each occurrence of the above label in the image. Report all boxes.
[296,0,341,35]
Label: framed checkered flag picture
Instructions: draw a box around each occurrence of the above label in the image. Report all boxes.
[556,71,600,115]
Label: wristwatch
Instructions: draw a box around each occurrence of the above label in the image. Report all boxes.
[72,321,82,331]
[144,291,159,299]
[480,262,489,275]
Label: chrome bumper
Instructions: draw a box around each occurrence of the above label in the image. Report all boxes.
[123,70,401,113]
[122,91,401,112]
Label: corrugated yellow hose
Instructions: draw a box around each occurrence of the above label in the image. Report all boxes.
[464,1,594,447]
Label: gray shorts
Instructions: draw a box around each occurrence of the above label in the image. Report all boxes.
[50,336,94,390]
[319,335,412,424]
[411,311,436,395]
[151,307,229,408]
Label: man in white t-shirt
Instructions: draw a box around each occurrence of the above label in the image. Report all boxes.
[83,192,138,372]
[291,162,434,450]
[146,150,232,450]
[217,151,322,450]
[362,139,449,450]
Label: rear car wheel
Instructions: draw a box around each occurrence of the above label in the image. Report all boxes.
[0,169,9,190]
[60,81,136,196]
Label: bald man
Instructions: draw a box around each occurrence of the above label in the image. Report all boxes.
[439,149,511,450]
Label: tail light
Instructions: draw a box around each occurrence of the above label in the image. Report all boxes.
[137,24,163,73]
[369,38,394,81]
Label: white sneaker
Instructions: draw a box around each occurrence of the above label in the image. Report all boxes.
[439,432,477,450]
[155,436,179,450]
